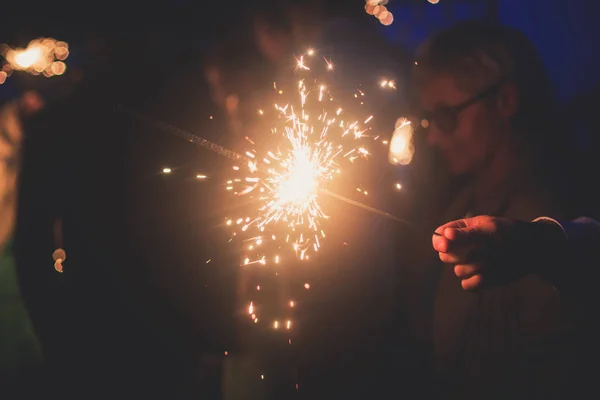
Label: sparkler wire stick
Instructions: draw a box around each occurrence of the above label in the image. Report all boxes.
[121,107,419,228]
[123,107,246,162]
[320,189,419,228]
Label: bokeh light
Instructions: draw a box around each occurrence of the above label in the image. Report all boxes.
[0,38,69,84]
[364,1,395,26]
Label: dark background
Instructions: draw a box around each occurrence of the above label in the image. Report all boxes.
[3,0,600,398]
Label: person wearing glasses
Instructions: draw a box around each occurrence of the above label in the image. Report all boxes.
[401,21,582,398]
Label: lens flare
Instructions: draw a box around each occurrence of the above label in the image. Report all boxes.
[388,117,414,165]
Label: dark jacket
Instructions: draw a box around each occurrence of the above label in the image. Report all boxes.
[399,161,583,399]
[431,168,578,399]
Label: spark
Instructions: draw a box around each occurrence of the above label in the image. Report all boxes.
[220,50,412,339]
[294,55,310,71]
[324,58,334,70]
[226,50,374,260]
[380,79,396,89]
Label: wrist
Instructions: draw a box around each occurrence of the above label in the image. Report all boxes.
[531,219,568,250]
[527,219,568,282]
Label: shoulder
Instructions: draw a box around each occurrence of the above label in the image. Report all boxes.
[505,178,576,221]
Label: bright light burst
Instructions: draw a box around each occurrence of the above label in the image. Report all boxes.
[227,50,375,263]
[388,117,415,165]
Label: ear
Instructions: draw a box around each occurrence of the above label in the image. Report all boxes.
[496,82,519,118]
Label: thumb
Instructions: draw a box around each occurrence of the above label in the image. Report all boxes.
[434,219,468,236]
[444,226,482,242]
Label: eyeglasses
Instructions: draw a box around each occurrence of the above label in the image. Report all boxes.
[418,79,505,134]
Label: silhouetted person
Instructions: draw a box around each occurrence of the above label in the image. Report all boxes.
[400,21,581,399]
[0,92,45,396]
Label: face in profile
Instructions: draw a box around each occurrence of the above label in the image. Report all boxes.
[416,73,508,176]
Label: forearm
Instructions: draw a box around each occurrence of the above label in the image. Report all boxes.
[530,217,600,294]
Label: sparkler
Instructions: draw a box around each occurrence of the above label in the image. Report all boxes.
[125,106,416,236]
[122,49,415,393]
[124,51,415,266]
[226,50,378,264]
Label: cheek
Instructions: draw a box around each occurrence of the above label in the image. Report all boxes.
[456,108,496,158]
[435,110,493,174]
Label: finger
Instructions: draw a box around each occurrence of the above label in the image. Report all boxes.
[461,274,483,291]
[432,234,450,253]
[444,226,487,242]
[454,264,480,279]
[439,251,459,264]
[434,219,469,236]
[438,243,478,264]
[445,216,498,243]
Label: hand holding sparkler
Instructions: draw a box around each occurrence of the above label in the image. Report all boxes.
[432,216,566,290]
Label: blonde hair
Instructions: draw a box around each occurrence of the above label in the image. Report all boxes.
[413,21,557,138]
[414,23,518,93]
